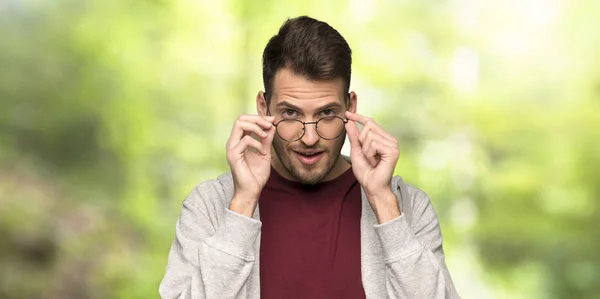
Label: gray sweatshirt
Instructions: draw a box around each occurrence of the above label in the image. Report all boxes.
[159,171,459,298]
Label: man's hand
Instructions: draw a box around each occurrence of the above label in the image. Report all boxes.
[345,111,401,223]
[226,114,276,217]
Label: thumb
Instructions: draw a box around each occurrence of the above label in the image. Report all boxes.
[262,125,276,153]
[345,120,361,150]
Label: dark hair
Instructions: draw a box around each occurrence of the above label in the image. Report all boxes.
[262,16,352,103]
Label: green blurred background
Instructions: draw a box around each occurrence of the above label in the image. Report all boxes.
[1,0,599,298]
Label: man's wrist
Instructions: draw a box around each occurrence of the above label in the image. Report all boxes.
[366,189,401,224]
[229,194,259,218]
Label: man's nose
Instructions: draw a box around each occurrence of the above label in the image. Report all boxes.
[300,123,319,146]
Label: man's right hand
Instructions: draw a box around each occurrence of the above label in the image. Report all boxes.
[226,114,276,217]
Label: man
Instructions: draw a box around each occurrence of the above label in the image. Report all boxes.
[159,16,459,299]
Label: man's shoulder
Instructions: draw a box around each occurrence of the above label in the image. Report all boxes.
[390,176,433,223]
[184,171,234,207]
[391,175,431,203]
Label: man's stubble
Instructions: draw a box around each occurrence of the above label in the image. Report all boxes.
[271,132,347,185]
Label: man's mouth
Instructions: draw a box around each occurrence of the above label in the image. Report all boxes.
[294,150,324,165]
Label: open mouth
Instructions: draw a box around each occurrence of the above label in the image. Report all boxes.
[294,151,324,165]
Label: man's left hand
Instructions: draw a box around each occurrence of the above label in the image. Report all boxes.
[345,111,401,223]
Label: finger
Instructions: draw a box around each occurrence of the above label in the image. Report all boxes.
[345,120,362,151]
[346,111,396,143]
[361,130,372,153]
[232,135,267,156]
[367,132,400,160]
[365,143,379,167]
[345,111,371,125]
[370,131,398,149]
[363,131,399,165]
[261,125,276,151]
[228,118,273,148]
[371,140,400,164]
[239,114,275,129]
[228,121,264,149]
[359,128,396,151]
[229,115,274,143]
[361,131,378,167]
[358,125,370,145]
[365,122,396,143]
[360,120,396,144]
[345,120,372,170]
[372,126,396,143]
[240,121,270,138]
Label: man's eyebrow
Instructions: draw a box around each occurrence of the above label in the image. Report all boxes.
[275,101,343,111]
[317,102,343,110]
[275,101,302,111]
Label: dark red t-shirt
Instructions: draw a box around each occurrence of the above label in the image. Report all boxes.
[258,167,366,299]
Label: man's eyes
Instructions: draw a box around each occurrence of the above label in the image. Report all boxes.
[282,109,298,118]
[280,108,338,118]
[320,109,336,116]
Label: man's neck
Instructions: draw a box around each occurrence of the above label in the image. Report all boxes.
[323,154,352,182]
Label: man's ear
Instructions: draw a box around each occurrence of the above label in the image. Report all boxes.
[256,91,268,116]
[348,91,357,113]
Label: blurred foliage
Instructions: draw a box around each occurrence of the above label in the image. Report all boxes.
[1,0,599,298]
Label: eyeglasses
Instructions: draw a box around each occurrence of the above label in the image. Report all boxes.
[272,116,348,142]
[264,93,349,142]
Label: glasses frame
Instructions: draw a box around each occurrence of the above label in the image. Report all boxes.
[272,116,349,142]
[264,93,350,142]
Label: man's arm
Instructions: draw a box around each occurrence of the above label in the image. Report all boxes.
[345,111,458,298]
[373,184,459,299]
[159,182,261,299]
[159,113,274,299]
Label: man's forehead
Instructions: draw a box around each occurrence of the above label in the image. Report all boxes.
[271,91,345,109]
[275,98,344,109]
[271,68,344,94]
[273,89,341,100]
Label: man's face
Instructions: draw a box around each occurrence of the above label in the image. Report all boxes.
[260,68,355,185]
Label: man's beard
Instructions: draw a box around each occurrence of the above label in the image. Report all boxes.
[272,133,346,185]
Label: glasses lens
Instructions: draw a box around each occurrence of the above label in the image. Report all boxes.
[317,117,345,140]
[276,120,304,141]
